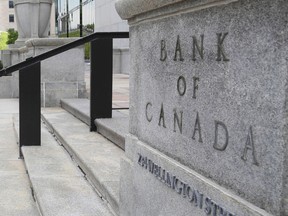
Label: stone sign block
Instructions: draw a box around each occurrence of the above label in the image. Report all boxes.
[116,0,288,215]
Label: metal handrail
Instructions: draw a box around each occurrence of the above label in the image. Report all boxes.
[0,32,129,76]
[1,31,129,152]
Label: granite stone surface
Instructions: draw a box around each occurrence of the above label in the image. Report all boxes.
[41,107,125,215]
[0,73,19,98]
[41,82,86,107]
[116,0,239,23]
[31,41,86,107]
[0,112,40,216]
[120,135,272,216]
[117,0,288,215]
[18,109,115,216]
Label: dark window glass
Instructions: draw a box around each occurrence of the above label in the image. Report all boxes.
[9,14,14,22]
[9,1,14,8]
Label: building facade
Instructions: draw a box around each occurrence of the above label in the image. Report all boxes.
[56,0,129,74]
[0,0,17,32]
[56,0,95,34]
[0,0,56,36]
[95,0,129,74]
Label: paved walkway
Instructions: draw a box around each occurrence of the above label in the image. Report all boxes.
[0,99,40,215]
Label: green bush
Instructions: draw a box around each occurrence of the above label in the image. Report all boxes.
[6,29,18,45]
[59,30,80,38]
[0,60,3,70]
[85,24,94,32]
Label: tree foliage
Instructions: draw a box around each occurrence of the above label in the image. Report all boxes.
[0,32,8,50]
[85,24,94,32]
[6,29,18,45]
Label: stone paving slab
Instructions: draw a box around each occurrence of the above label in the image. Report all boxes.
[42,107,124,215]
[30,176,114,216]
[0,117,19,150]
[23,144,82,178]
[0,148,19,160]
[0,174,40,216]
[20,124,83,179]
[0,160,26,174]
[21,133,114,216]
[0,101,40,216]
[0,99,19,114]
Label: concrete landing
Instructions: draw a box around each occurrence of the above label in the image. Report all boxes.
[0,99,39,216]
[60,98,129,150]
[41,107,124,215]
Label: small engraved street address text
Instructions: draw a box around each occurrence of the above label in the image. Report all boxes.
[138,153,236,216]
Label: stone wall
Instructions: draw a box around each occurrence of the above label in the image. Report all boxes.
[0,38,86,107]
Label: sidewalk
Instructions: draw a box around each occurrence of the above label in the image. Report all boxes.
[0,99,39,215]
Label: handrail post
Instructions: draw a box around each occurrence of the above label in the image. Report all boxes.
[19,62,41,156]
[90,38,113,131]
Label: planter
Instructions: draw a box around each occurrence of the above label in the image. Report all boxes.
[14,0,52,39]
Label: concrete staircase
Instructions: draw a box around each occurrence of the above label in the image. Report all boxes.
[10,99,129,216]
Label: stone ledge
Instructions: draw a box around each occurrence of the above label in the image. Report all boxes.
[115,0,185,19]
[25,38,79,48]
[116,0,238,20]
[14,0,52,5]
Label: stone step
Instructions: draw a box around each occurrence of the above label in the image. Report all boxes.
[13,115,115,216]
[60,99,90,126]
[60,98,129,150]
[41,107,124,215]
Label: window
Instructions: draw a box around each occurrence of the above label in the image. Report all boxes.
[9,14,14,22]
[9,1,14,8]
